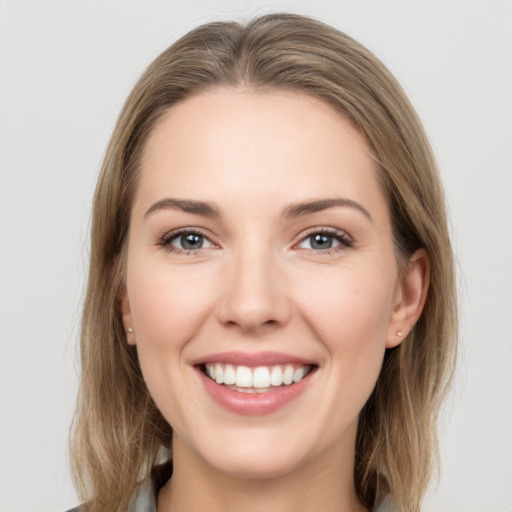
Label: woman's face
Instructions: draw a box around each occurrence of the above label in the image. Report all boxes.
[121,89,415,479]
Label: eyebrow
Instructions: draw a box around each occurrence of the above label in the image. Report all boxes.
[144,197,372,221]
[282,198,372,221]
[144,198,221,219]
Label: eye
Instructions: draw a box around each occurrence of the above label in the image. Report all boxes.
[297,229,352,252]
[160,230,215,253]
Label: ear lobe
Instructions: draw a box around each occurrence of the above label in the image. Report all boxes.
[386,249,430,348]
[119,286,136,345]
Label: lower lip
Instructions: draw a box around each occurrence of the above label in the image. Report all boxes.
[197,368,314,416]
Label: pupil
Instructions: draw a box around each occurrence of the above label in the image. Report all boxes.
[182,233,202,250]
[312,234,332,250]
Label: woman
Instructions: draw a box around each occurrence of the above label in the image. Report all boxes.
[70,13,457,512]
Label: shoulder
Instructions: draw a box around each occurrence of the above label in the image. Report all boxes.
[63,461,171,512]
[63,477,157,512]
[373,496,399,512]
[127,477,158,512]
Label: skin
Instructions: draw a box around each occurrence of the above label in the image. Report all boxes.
[120,88,429,512]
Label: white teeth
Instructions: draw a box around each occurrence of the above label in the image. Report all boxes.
[223,364,236,385]
[252,367,270,388]
[214,363,224,384]
[235,366,253,388]
[283,364,294,385]
[270,366,283,386]
[204,363,311,390]
[293,366,307,383]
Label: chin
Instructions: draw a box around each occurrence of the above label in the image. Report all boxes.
[205,446,307,480]
[183,423,327,481]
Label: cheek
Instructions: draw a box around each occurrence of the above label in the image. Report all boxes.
[297,264,395,361]
[127,260,214,347]
[287,264,397,442]
[125,260,218,428]
[125,258,216,395]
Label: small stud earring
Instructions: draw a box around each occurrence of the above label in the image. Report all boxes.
[127,327,134,333]
[396,331,403,337]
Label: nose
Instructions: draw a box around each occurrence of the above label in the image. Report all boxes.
[215,245,292,334]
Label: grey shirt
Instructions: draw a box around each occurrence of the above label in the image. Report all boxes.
[68,477,398,511]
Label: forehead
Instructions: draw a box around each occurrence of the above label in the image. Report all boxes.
[135,88,388,222]
[143,87,369,166]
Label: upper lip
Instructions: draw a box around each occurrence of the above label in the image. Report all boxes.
[192,351,316,367]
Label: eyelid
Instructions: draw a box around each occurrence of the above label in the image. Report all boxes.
[158,227,219,253]
[293,226,354,252]
[157,226,353,255]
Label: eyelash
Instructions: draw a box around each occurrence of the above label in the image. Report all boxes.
[296,227,353,255]
[158,228,215,255]
[158,227,353,255]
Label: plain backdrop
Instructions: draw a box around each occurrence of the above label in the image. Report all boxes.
[0,1,511,511]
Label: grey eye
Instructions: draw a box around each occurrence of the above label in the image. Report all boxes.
[171,233,213,251]
[299,233,341,250]
[309,233,334,250]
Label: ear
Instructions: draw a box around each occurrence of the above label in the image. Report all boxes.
[386,249,430,348]
[119,285,136,345]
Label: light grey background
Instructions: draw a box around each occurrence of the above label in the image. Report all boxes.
[1,1,511,511]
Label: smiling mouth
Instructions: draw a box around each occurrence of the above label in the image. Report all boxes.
[200,363,316,393]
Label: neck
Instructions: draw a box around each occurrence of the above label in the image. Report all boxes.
[158,434,368,512]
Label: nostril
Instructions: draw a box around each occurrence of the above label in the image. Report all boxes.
[214,268,292,331]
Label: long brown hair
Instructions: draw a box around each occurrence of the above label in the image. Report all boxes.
[71,13,457,512]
